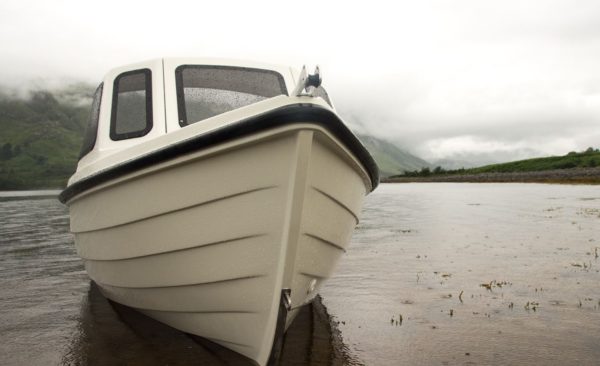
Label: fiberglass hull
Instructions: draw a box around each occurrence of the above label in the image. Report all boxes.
[62,106,375,365]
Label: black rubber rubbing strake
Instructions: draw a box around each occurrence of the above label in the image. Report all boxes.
[59,103,379,203]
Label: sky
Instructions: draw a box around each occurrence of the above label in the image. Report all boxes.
[1,0,599,165]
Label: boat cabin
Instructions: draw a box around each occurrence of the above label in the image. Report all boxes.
[78,58,332,171]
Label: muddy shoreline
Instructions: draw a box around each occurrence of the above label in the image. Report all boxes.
[383,167,600,184]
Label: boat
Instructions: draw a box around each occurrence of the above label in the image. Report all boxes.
[59,58,379,365]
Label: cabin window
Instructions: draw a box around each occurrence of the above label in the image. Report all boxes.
[175,65,287,126]
[110,69,153,140]
[79,83,103,158]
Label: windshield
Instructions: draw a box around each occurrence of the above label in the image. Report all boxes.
[175,65,287,126]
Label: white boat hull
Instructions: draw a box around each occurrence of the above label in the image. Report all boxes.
[66,125,370,365]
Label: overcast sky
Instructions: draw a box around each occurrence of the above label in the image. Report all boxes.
[1,0,599,164]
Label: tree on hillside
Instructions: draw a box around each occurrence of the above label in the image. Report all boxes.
[1,143,12,160]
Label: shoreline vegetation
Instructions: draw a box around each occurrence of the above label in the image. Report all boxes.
[383,167,600,184]
[384,149,600,185]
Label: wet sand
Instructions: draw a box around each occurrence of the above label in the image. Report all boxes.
[321,183,600,365]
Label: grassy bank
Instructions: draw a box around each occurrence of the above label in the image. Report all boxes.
[386,149,600,184]
[384,167,600,184]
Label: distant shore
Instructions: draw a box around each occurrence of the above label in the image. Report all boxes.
[382,167,600,184]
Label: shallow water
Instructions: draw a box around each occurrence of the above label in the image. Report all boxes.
[0,184,599,365]
[0,191,86,365]
[321,183,600,365]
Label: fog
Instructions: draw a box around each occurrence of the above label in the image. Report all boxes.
[1,0,599,164]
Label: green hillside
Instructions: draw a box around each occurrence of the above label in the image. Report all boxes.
[468,149,600,173]
[396,148,600,178]
[356,134,431,177]
[0,88,92,189]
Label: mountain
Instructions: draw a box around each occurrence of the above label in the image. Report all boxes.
[429,158,487,170]
[0,87,93,189]
[356,134,431,177]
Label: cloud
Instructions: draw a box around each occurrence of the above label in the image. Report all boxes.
[1,0,599,164]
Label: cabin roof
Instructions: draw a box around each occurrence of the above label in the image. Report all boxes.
[106,57,295,80]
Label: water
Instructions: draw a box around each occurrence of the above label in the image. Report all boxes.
[1,184,599,365]
[321,183,600,365]
[0,191,86,365]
